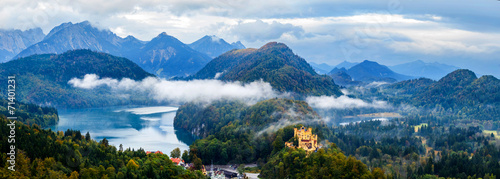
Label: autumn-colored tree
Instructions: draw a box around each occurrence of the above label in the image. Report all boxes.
[126,159,139,171]
[372,167,386,179]
[68,171,79,179]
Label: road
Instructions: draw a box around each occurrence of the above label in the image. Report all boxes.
[210,164,260,179]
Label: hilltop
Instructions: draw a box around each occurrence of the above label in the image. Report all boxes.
[0,49,153,108]
[192,42,343,96]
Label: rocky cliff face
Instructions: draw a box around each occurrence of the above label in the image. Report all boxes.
[15,21,123,59]
[14,21,210,77]
[0,28,45,62]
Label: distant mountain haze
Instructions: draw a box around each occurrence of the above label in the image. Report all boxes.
[309,62,335,74]
[323,59,459,84]
[328,67,348,75]
[389,60,459,80]
[0,28,45,62]
[136,32,211,77]
[335,61,359,69]
[12,21,213,78]
[328,60,413,83]
[230,41,245,49]
[329,70,362,86]
[327,67,362,86]
[15,21,124,59]
[188,35,245,58]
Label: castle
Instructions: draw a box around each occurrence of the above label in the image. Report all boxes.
[285,127,319,152]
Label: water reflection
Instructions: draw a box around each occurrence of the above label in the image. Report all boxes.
[50,106,196,153]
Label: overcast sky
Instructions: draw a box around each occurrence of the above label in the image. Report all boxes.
[1,0,499,77]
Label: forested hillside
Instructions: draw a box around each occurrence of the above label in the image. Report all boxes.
[0,117,206,178]
[349,69,500,120]
[174,98,322,164]
[192,42,343,96]
[388,69,500,109]
[0,49,153,108]
[260,144,379,179]
[0,99,58,128]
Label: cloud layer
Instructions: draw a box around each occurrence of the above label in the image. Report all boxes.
[69,74,277,104]
[305,95,388,109]
[69,74,392,111]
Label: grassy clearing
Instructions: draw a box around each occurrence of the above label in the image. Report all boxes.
[413,123,428,133]
[483,130,500,139]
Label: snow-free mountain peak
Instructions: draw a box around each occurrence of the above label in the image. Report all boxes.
[12,21,210,77]
[189,35,245,58]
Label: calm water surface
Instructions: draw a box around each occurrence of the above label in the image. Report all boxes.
[50,106,195,153]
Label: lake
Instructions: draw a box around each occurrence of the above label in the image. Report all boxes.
[338,117,390,126]
[49,106,196,154]
[336,112,402,126]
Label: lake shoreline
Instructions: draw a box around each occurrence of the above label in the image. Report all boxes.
[49,105,194,153]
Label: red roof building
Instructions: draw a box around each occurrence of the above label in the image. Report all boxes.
[146,151,163,155]
[170,158,185,165]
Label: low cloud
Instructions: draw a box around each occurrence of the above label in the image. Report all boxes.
[69,74,277,104]
[255,118,321,137]
[255,108,323,137]
[365,81,390,87]
[68,74,391,109]
[214,72,224,79]
[68,74,118,89]
[305,95,388,109]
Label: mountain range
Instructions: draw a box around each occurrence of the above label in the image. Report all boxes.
[389,60,459,80]
[191,42,343,96]
[348,60,413,82]
[317,60,459,85]
[309,62,335,74]
[188,35,245,58]
[0,28,45,62]
[327,68,362,86]
[15,21,126,59]
[328,60,413,84]
[1,21,465,81]
[9,21,227,77]
[133,32,211,77]
[335,61,359,69]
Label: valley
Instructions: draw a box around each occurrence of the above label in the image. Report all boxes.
[0,16,499,179]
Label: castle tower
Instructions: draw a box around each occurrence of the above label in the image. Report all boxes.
[285,127,319,152]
